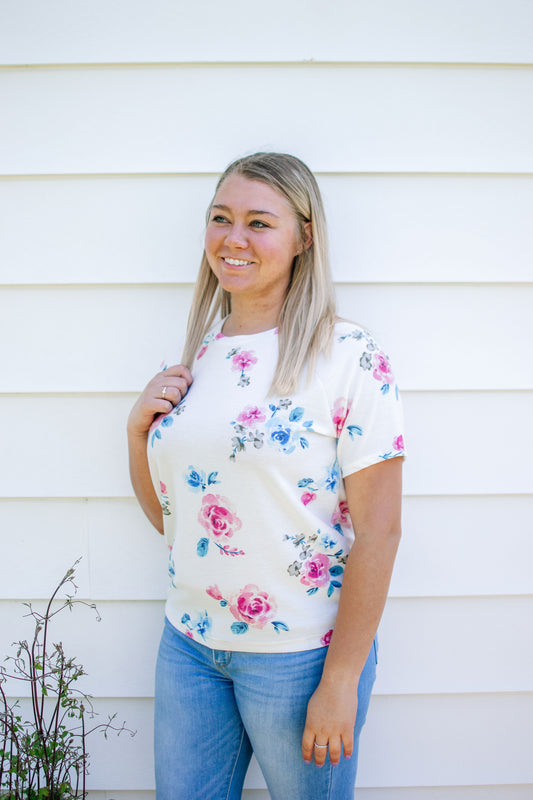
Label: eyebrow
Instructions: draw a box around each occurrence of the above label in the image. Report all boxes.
[212,203,280,219]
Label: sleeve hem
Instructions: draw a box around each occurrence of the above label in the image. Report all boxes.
[341,450,406,479]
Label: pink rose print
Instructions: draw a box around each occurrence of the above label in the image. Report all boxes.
[206,584,223,601]
[300,554,331,588]
[372,351,395,384]
[185,630,194,639]
[301,491,316,506]
[198,493,242,540]
[232,350,258,372]
[229,585,277,629]
[160,481,167,494]
[332,398,351,436]
[236,405,266,426]
[331,501,352,529]
[321,629,333,647]
[196,345,208,360]
[393,434,404,451]
[215,332,225,340]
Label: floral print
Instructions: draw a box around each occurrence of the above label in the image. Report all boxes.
[168,550,176,588]
[301,491,316,506]
[229,399,313,460]
[180,610,212,640]
[184,466,220,493]
[297,459,340,503]
[332,398,350,436]
[147,320,404,651]
[321,629,333,646]
[196,493,245,557]
[339,328,398,396]
[284,530,346,598]
[265,400,313,454]
[332,397,363,440]
[206,584,289,636]
[150,401,186,448]
[226,347,258,387]
[198,493,242,538]
[372,351,395,395]
[331,501,352,536]
[380,434,406,461]
[160,481,171,516]
[196,331,225,360]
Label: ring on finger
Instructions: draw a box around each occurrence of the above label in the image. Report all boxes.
[161,386,168,399]
[314,743,328,749]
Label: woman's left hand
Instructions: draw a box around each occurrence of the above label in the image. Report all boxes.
[301,678,358,766]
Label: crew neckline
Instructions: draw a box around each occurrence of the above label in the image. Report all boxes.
[217,316,278,339]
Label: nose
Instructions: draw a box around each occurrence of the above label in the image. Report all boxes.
[225,223,249,249]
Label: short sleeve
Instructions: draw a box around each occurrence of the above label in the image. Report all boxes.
[332,329,406,477]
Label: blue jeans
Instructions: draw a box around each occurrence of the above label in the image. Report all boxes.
[154,617,377,800]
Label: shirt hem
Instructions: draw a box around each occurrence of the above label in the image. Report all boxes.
[164,608,329,654]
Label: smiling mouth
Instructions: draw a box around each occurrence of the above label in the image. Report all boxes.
[223,258,253,266]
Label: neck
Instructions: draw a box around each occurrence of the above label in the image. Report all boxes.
[223,297,282,337]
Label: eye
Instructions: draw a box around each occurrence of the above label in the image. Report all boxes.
[211,214,229,224]
[250,219,269,229]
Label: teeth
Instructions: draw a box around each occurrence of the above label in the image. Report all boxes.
[224,258,251,266]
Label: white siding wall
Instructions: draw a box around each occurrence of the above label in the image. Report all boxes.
[1,2,531,798]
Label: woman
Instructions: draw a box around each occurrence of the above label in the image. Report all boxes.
[127,152,405,800]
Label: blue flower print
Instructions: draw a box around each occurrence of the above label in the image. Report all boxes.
[265,400,313,454]
[180,610,212,641]
[184,465,221,493]
[150,401,186,447]
[168,551,176,587]
[297,459,340,508]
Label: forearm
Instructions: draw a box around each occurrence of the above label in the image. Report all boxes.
[128,430,164,534]
[321,524,400,688]
[321,457,403,687]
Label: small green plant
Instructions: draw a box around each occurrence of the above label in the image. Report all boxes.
[0,561,134,800]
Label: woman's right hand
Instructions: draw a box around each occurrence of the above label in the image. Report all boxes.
[127,364,193,438]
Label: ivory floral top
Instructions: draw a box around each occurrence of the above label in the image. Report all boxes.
[147,319,405,653]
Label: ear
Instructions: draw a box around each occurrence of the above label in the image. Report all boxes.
[301,221,313,252]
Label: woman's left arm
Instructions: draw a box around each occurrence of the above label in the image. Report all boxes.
[301,456,403,766]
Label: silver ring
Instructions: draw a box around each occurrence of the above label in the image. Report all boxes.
[314,743,328,749]
[161,386,168,399]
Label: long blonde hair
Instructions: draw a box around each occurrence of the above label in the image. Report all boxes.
[181,152,337,395]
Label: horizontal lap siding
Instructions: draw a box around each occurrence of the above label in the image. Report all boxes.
[1,0,532,64]
[1,66,532,174]
[1,284,531,391]
[1,2,531,796]
[1,596,532,696]
[2,696,530,789]
[2,496,532,600]
[1,175,532,285]
[1,392,531,496]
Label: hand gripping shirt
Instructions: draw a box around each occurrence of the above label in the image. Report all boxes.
[147,319,405,653]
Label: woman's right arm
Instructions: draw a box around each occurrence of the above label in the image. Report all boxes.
[127,364,193,534]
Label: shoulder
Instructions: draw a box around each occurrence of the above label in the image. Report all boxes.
[316,319,398,391]
[329,319,382,365]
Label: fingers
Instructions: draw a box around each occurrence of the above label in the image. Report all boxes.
[302,727,353,768]
[341,730,354,761]
[153,365,193,407]
[161,364,193,386]
[301,725,316,765]
[128,365,192,438]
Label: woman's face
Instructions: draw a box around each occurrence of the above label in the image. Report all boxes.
[205,175,307,309]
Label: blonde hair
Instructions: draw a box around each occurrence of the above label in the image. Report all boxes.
[181,152,337,395]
